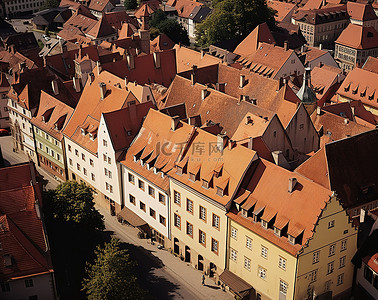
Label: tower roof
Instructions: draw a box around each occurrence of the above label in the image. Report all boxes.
[296,68,317,104]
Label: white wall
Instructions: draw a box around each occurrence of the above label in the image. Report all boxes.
[121,165,170,239]
[308,52,339,70]
[275,52,305,80]
[356,262,378,299]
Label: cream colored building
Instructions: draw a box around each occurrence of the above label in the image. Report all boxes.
[223,158,357,300]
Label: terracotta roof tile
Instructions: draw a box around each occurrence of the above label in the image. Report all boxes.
[293,4,348,25]
[168,0,203,18]
[335,24,378,50]
[88,0,114,13]
[86,15,116,39]
[362,56,378,74]
[347,2,377,21]
[134,1,160,19]
[229,158,332,256]
[150,34,175,52]
[267,1,296,22]
[104,11,139,30]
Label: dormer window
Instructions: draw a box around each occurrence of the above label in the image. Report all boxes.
[81,128,86,135]
[288,235,295,245]
[242,208,248,218]
[176,166,183,175]
[189,172,196,182]
[274,227,281,237]
[42,116,45,122]
[133,155,137,162]
[202,179,209,189]
[140,159,144,166]
[216,187,224,197]
[153,167,158,174]
[261,220,268,229]
[89,133,94,141]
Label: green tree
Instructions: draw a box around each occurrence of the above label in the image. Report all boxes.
[149,9,167,28]
[196,0,276,47]
[82,238,145,300]
[46,180,105,231]
[124,0,138,10]
[41,0,60,10]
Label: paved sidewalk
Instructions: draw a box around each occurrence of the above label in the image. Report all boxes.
[96,203,233,300]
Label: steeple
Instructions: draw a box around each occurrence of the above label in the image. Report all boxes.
[296,67,317,104]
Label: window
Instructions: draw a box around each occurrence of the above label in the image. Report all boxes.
[280,280,288,295]
[0,282,10,292]
[328,220,335,228]
[212,214,220,229]
[186,198,193,213]
[231,227,238,240]
[75,149,79,156]
[279,257,287,270]
[82,153,85,161]
[103,154,107,161]
[83,168,87,176]
[364,265,373,283]
[313,251,320,264]
[109,185,113,193]
[25,279,33,288]
[90,159,94,166]
[299,123,304,130]
[246,236,252,250]
[199,206,206,222]
[104,168,108,176]
[186,222,193,237]
[103,139,107,147]
[308,270,319,284]
[159,215,166,226]
[174,190,181,205]
[158,193,166,205]
[51,150,55,157]
[39,142,42,149]
[57,154,60,161]
[148,186,155,198]
[329,244,336,256]
[69,158,73,166]
[211,238,219,254]
[261,220,268,229]
[243,256,251,271]
[261,246,268,259]
[337,273,344,285]
[91,173,95,181]
[150,208,156,219]
[327,261,334,274]
[140,201,146,212]
[199,230,206,246]
[77,163,80,171]
[325,280,331,292]
[46,146,49,154]
[129,194,135,205]
[258,266,266,279]
[174,213,181,229]
[108,157,111,164]
[128,173,135,184]
[68,145,72,152]
[341,240,347,251]
[108,170,112,179]
[231,248,237,261]
[138,179,145,191]
[339,256,345,268]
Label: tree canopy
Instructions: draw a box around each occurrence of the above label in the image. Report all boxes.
[45,180,104,231]
[195,0,276,47]
[82,238,145,300]
[149,10,189,45]
[124,0,138,10]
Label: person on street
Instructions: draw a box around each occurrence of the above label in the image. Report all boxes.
[202,274,205,285]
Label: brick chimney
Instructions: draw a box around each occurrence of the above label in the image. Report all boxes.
[153,52,161,69]
[239,74,245,88]
[51,80,59,95]
[127,55,135,69]
[284,41,289,51]
[171,115,180,131]
[99,82,106,100]
[217,134,228,152]
[288,178,297,193]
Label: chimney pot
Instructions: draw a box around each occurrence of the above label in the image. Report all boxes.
[153,52,161,69]
[217,134,228,152]
[171,115,180,131]
[284,41,289,51]
[51,80,59,95]
[239,74,246,88]
[99,82,106,100]
[288,177,297,193]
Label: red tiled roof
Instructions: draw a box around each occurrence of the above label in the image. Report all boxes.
[362,56,378,74]
[134,1,160,19]
[167,0,203,18]
[118,22,138,39]
[234,23,275,57]
[104,11,139,30]
[103,101,155,152]
[347,2,377,21]
[267,1,296,22]
[88,0,114,13]
[293,4,348,25]
[335,24,378,50]
[86,15,116,39]
[362,253,378,273]
[229,158,333,256]
[150,34,175,52]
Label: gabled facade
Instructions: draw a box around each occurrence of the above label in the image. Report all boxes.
[223,158,357,300]
[88,0,115,19]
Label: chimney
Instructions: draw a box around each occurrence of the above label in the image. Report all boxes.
[99,82,106,100]
[216,82,226,93]
[316,106,322,115]
[191,65,197,85]
[171,115,180,131]
[360,209,366,223]
[201,88,209,100]
[351,106,355,116]
[124,76,128,87]
[200,49,205,59]
[239,74,245,88]
[322,0,326,7]
[217,134,228,152]
[97,61,102,76]
[51,80,59,95]
[248,137,253,149]
[136,48,140,55]
[288,177,297,193]
[251,98,257,105]
[284,40,289,51]
[127,55,135,69]
[245,115,253,125]
[153,52,161,69]
[344,118,349,125]
[89,72,95,84]
[319,43,323,50]
[228,139,236,150]
[73,77,81,93]
[301,45,305,53]
[188,116,197,126]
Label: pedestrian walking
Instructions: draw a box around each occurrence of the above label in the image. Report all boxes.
[202,274,205,285]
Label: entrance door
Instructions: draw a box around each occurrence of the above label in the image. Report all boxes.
[174,238,179,255]
[198,255,204,271]
[110,199,116,216]
[185,246,191,263]
[209,262,216,277]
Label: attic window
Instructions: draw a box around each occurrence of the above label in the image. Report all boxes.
[3,254,12,267]
[288,235,295,245]
[274,227,281,237]
[81,128,86,135]
[216,187,224,197]
[89,133,94,141]
[344,83,350,92]
[261,220,268,229]
[176,166,183,175]
[189,172,196,182]
[202,179,209,189]
[241,208,248,218]
[133,155,138,162]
